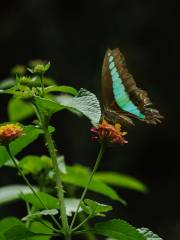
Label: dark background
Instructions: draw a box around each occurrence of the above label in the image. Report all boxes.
[0,0,179,239]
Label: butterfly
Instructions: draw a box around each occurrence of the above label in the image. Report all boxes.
[101,48,163,126]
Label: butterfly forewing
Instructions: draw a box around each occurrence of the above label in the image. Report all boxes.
[101,48,163,125]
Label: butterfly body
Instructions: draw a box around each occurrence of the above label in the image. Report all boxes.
[101,48,163,125]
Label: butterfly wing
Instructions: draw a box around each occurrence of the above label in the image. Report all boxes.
[101,48,163,125]
[101,49,134,125]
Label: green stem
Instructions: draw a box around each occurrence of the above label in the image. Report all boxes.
[70,143,106,230]
[33,103,69,236]
[40,73,45,97]
[67,186,95,240]
[25,201,31,228]
[65,235,71,240]
[77,213,95,240]
[6,145,61,230]
[72,215,91,232]
[38,219,62,233]
[44,128,69,234]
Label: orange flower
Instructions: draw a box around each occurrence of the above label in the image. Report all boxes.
[91,119,128,145]
[0,123,23,145]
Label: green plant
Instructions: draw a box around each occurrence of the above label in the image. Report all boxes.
[0,61,163,240]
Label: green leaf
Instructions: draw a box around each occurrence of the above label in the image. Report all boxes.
[0,125,44,167]
[34,96,64,119]
[95,219,146,240]
[0,217,53,240]
[35,88,101,124]
[37,209,58,215]
[2,85,33,98]
[0,217,23,233]
[4,225,35,240]
[56,88,101,126]
[29,221,54,240]
[21,192,81,216]
[0,217,36,240]
[61,166,126,204]
[8,98,34,121]
[94,172,148,193]
[44,85,77,95]
[19,155,52,175]
[21,192,58,209]
[81,199,112,217]
[137,228,163,240]
[0,233,5,240]
[0,185,38,205]
[0,78,15,90]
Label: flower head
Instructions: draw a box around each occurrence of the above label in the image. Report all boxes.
[91,119,128,145]
[28,61,51,74]
[0,123,23,145]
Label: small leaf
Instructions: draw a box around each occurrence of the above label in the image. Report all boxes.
[21,192,81,216]
[61,166,126,204]
[8,98,34,121]
[21,192,59,210]
[0,217,36,240]
[19,155,43,175]
[0,185,38,205]
[137,228,163,240]
[94,172,148,193]
[4,225,35,240]
[0,217,23,233]
[81,199,112,217]
[0,78,15,90]
[22,209,58,221]
[44,85,77,95]
[19,155,52,175]
[34,96,64,119]
[29,221,54,240]
[2,85,33,98]
[0,217,53,240]
[95,219,146,240]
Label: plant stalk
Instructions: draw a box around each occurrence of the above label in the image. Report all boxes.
[33,102,70,237]
[44,128,69,234]
[67,186,95,240]
[70,143,106,230]
[72,215,91,232]
[78,213,95,240]
[6,145,61,229]
[40,73,45,97]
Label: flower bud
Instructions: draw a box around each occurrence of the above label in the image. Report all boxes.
[0,123,23,145]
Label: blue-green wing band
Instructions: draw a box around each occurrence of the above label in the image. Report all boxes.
[108,54,145,119]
